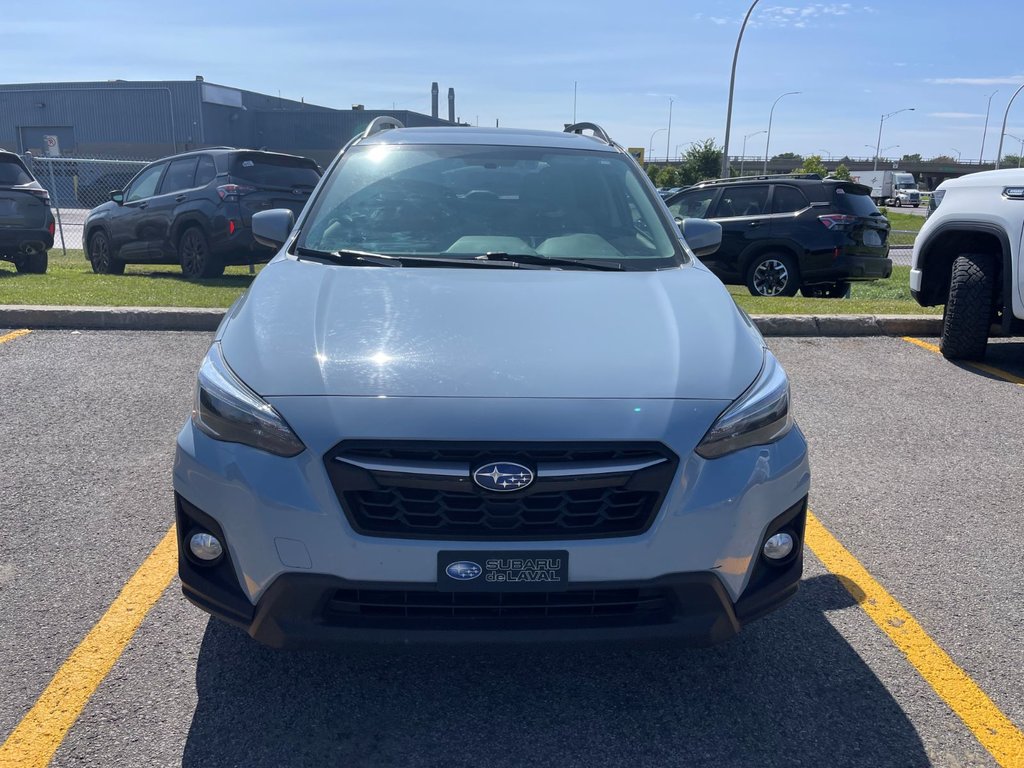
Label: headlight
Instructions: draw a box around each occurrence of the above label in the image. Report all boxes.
[192,343,305,457]
[696,350,793,459]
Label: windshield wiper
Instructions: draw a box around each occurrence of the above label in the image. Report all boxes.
[295,246,402,267]
[475,252,624,271]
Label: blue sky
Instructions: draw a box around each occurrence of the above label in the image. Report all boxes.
[6,0,1024,162]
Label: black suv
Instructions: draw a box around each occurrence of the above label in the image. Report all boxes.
[83,148,321,279]
[663,174,892,297]
[0,150,55,274]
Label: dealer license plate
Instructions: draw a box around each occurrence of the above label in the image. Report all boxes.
[437,550,569,592]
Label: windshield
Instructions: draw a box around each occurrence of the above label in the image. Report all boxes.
[230,154,321,188]
[297,143,681,270]
[0,158,33,186]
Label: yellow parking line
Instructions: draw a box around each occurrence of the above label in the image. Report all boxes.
[903,336,1024,386]
[0,329,31,345]
[0,525,177,768]
[806,511,1024,767]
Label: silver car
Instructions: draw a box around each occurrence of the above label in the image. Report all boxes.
[173,120,810,647]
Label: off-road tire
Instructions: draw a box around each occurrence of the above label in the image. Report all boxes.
[746,252,800,297]
[178,227,224,280]
[15,251,48,274]
[940,253,996,361]
[89,230,125,274]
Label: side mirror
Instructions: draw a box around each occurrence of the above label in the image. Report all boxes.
[677,217,722,258]
[252,208,295,249]
[110,190,124,205]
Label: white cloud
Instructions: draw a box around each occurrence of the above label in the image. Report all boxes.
[755,3,861,27]
[929,112,985,119]
[710,16,729,24]
[927,75,1024,85]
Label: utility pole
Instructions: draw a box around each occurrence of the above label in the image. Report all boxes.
[721,0,762,177]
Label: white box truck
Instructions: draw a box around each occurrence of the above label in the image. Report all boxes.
[850,170,920,207]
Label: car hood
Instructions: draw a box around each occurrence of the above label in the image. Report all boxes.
[219,258,764,400]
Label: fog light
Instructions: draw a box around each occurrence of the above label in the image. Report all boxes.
[762,531,795,561]
[189,532,223,562]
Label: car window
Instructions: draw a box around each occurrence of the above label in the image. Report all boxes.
[667,189,717,219]
[194,155,217,187]
[159,157,198,194]
[125,163,166,202]
[230,153,321,188]
[716,185,769,218]
[0,157,33,185]
[772,185,808,214]
[298,143,681,269]
[833,185,882,216]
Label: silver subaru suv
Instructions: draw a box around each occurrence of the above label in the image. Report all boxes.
[173,120,810,648]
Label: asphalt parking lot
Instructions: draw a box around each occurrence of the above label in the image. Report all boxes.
[1,329,1023,767]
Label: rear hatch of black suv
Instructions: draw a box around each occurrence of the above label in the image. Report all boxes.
[225,152,321,226]
[0,155,50,237]
[823,182,890,257]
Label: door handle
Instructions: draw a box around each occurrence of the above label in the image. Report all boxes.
[748,220,762,227]
[175,194,187,202]
[138,202,148,209]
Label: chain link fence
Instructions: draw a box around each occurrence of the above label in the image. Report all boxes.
[24,155,147,253]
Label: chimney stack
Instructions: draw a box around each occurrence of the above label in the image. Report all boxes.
[447,87,455,123]
[431,82,439,119]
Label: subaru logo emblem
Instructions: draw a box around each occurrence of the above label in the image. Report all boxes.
[445,561,482,580]
[473,462,535,492]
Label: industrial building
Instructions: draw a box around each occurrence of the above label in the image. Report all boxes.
[0,78,460,165]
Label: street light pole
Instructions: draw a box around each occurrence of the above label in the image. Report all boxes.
[1003,133,1024,168]
[648,128,667,161]
[979,89,998,164]
[995,82,1024,169]
[764,91,800,174]
[741,130,766,176]
[721,0,762,177]
[874,107,914,171]
[666,98,674,166]
[951,147,962,163]
[818,149,832,161]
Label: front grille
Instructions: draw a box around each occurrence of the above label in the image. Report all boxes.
[324,441,678,540]
[323,587,676,629]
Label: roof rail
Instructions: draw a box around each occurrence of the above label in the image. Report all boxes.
[563,122,613,145]
[697,172,822,186]
[362,116,405,139]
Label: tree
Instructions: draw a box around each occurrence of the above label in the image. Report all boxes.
[1001,154,1023,168]
[929,155,956,164]
[645,164,660,184]
[832,163,852,181]
[680,138,723,183]
[791,154,828,178]
[771,152,803,164]
[901,153,922,163]
[655,165,681,188]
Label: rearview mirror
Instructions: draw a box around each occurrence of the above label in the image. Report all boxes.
[677,217,722,258]
[110,190,124,205]
[252,208,296,249]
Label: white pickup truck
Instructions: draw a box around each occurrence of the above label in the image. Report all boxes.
[910,169,1024,359]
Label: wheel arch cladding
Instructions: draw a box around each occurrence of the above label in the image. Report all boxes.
[919,222,1009,312]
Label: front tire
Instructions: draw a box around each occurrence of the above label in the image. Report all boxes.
[746,253,800,297]
[89,230,125,275]
[178,227,224,280]
[940,253,996,361]
[15,251,48,274]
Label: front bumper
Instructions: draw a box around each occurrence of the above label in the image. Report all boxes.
[178,494,807,648]
[173,394,810,648]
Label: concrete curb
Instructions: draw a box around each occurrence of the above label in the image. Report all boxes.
[0,305,943,337]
